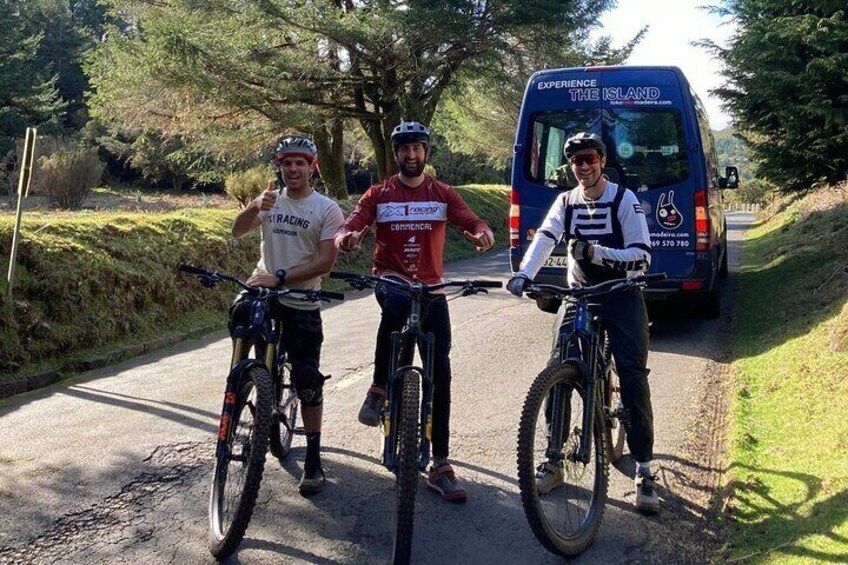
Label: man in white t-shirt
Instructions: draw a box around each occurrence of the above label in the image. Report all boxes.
[231,136,344,495]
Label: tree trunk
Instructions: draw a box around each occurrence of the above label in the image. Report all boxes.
[360,118,391,180]
[313,120,347,200]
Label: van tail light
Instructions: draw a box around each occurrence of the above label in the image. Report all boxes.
[682,280,703,291]
[694,190,710,252]
[510,189,520,248]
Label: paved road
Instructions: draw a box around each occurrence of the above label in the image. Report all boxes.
[0,213,753,564]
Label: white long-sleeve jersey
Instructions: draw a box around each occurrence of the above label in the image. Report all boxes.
[517,182,652,286]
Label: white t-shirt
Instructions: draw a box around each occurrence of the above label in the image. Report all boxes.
[254,188,345,310]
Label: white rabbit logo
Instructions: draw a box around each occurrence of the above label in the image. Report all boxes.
[657,190,683,229]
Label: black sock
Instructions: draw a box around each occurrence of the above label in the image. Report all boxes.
[305,432,322,474]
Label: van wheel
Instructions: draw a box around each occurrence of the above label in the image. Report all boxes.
[697,291,721,319]
[719,243,729,279]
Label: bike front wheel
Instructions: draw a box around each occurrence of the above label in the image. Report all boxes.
[517,363,609,557]
[604,360,627,464]
[208,365,273,559]
[391,369,420,565]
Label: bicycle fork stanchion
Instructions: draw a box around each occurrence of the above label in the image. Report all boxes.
[547,384,567,464]
[573,305,596,465]
[418,331,435,472]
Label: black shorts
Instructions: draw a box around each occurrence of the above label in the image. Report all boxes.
[229,296,325,405]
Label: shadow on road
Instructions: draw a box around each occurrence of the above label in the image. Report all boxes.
[59,385,218,433]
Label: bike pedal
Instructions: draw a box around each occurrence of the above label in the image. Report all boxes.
[293,427,307,435]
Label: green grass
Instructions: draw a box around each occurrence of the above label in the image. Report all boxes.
[724,189,848,563]
[0,185,509,382]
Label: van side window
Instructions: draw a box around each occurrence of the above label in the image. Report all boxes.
[526,109,690,191]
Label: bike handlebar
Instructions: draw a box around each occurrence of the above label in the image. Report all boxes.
[329,271,503,293]
[179,264,345,302]
[526,272,667,301]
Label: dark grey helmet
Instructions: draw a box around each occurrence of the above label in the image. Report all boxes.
[564,132,606,159]
[390,121,430,147]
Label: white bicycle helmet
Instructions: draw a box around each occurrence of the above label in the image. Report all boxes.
[273,136,318,164]
[390,121,430,148]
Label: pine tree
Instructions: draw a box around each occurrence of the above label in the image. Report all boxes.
[709,1,848,190]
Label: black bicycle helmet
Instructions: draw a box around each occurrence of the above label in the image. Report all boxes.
[563,132,606,159]
[390,121,430,148]
[273,136,318,164]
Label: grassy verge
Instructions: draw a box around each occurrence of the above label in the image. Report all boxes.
[724,185,848,563]
[0,184,508,383]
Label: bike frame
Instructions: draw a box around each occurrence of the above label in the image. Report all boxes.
[383,282,436,473]
[549,298,610,466]
[329,272,501,475]
[531,273,666,468]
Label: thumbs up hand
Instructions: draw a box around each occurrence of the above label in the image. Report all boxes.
[258,180,278,211]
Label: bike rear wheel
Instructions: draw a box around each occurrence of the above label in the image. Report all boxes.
[269,370,299,461]
[391,370,420,565]
[517,363,608,557]
[208,366,273,559]
[604,360,627,464]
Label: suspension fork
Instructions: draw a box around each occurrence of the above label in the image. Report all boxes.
[417,330,435,471]
[573,328,602,465]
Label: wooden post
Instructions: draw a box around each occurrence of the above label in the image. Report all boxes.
[6,127,37,298]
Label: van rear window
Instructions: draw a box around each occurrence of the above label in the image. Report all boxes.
[527,109,690,191]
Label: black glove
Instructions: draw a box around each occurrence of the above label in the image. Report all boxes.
[507,274,530,297]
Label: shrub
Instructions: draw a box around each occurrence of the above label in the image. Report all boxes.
[225,165,272,208]
[424,163,437,179]
[36,148,105,209]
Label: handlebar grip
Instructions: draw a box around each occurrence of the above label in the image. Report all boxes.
[321,291,346,301]
[179,264,209,275]
[469,280,503,289]
[329,271,360,280]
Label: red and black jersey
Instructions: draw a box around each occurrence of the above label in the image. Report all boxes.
[341,175,489,284]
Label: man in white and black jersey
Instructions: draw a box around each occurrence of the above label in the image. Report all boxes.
[506,132,660,514]
[231,136,344,496]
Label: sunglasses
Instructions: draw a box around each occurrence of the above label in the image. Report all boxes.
[570,153,602,166]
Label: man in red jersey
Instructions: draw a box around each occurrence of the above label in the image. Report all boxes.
[335,121,494,501]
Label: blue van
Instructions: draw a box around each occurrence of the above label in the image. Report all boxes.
[509,65,739,318]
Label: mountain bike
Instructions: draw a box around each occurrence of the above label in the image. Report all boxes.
[516,272,665,557]
[330,271,502,565]
[179,265,343,559]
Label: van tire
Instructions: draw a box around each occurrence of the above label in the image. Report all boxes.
[719,242,729,279]
[697,291,721,319]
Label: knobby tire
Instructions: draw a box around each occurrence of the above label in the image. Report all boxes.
[517,363,609,557]
[391,370,420,565]
[208,365,273,559]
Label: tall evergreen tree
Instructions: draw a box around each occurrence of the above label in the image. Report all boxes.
[0,1,66,149]
[707,1,848,190]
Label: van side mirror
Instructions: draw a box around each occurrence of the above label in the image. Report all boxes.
[721,166,739,189]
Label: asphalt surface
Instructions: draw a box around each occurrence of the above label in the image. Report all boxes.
[0,213,754,564]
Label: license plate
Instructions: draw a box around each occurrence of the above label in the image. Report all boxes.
[543,256,569,269]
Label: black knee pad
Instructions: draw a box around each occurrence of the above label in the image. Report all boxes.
[291,362,324,407]
[228,298,251,338]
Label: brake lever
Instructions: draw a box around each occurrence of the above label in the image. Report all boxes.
[462,287,487,297]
